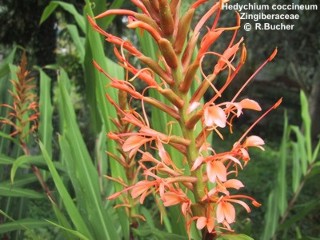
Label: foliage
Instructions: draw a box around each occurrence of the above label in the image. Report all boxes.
[262,91,320,240]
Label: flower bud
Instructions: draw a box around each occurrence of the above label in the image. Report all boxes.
[158,38,178,69]
[174,8,195,54]
[179,61,199,93]
[139,55,173,85]
[158,0,174,36]
[158,88,184,108]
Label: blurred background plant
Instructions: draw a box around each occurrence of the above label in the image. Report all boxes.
[0,0,319,239]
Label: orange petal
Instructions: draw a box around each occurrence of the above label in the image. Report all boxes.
[240,98,262,111]
[204,105,226,128]
[196,217,207,230]
[162,192,181,206]
[122,135,149,155]
[191,156,204,171]
[207,161,227,183]
[223,179,244,190]
[244,135,265,150]
[223,202,236,223]
[207,217,215,233]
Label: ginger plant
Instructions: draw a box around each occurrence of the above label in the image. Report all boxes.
[89,0,281,238]
[1,52,54,201]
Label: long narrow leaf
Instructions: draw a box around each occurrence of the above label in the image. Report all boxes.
[58,73,120,240]
[0,154,14,165]
[40,1,85,33]
[0,185,43,199]
[0,218,49,234]
[38,68,53,157]
[277,113,288,215]
[291,143,301,192]
[300,91,312,162]
[39,141,93,239]
[46,220,90,240]
[67,24,85,63]
[84,4,129,238]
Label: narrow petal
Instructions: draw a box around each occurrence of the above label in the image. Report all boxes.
[191,156,204,171]
[240,98,262,111]
[223,202,236,223]
[123,135,149,154]
[216,202,225,223]
[244,135,265,150]
[223,179,244,190]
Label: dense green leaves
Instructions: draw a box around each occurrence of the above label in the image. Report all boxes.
[262,91,320,240]
[40,1,85,33]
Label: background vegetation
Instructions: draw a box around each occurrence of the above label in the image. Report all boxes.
[0,0,319,239]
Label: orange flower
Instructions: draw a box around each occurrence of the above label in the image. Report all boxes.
[130,180,159,204]
[161,189,191,216]
[206,160,227,183]
[216,194,260,225]
[122,135,152,158]
[204,105,226,128]
[196,216,215,233]
[216,201,236,224]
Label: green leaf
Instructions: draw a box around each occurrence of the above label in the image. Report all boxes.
[58,71,120,239]
[84,4,129,238]
[0,47,17,78]
[10,155,45,183]
[2,174,38,187]
[0,218,50,234]
[51,203,77,240]
[45,220,90,240]
[277,113,288,215]
[39,141,93,239]
[0,185,44,199]
[40,1,85,33]
[217,233,254,240]
[92,0,125,29]
[38,68,53,157]
[262,191,279,240]
[67,24,85,63]
[291,126,308,175]
[291,142,301,192]
[278,200,320,231]
[312,140,320,162]
[300,91,312,163]
[132,225,188,240]
[0,154,14,165]
[0,131,20,147]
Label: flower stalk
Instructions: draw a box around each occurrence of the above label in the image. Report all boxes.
[90,0,280,238]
